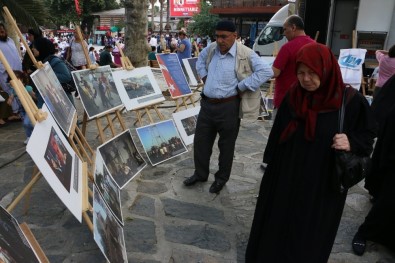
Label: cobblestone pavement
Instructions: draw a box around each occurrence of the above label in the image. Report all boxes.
[0,94,394,263]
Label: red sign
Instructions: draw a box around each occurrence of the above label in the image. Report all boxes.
[170,0,200,17]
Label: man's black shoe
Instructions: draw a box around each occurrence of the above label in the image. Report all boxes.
[209,181,225,194]
[352,232,366,256]
[183,175,206,186]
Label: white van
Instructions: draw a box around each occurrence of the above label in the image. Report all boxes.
[252,4,289,56]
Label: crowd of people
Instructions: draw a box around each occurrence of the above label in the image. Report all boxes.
[0,15,394,262]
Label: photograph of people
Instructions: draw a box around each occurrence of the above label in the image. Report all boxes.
[93,186,127,263]
[245,43,376,262]
[94,153,123,224]
[136,120,187,165]
[30,63,76,135]
[121,74,155,99]
[44,127,73,192]
[98,130,146,189]
[72,66,123,119]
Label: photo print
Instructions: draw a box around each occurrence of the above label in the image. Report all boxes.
[94,152,123,224]
[136,119,188,166]
[259,91,270,118]
[98,130,146,189]
[30,62,76,136]
[93,186,128,263]
[26,104,83,222]
[182,57,200,86]
[0,206,40,263]
[156,53,192,98]
[112,66,165,111]
[172,106,200,145]
[151,68,168,92]
[71,66,123,119]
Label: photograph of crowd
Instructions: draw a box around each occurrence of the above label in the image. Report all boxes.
[182,57,200,86]
[98,130,146,189]
[112,67,165,111]
[26,104,83,222]
[93,186,127,263]
[44,127,73,192]
[156,53,192,98]
[94,152,123,225]
[0,206,40,263]
[31,62,76,135]
[136,119,188,165]
[71,66,123,119]
[172,106,200,145]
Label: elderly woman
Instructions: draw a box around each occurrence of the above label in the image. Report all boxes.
[245,43,377,262]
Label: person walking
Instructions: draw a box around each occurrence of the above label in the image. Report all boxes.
[183,20,273,194]
[245,42,377,263]
[99,45,121,68]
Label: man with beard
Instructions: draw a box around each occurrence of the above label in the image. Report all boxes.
[0,23,22,91]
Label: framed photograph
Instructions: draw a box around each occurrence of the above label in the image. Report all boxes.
[94,152,123,225]
[156,53,192,98]
[259,91,270,117]
[98,130,146,189]
[172,106,200,145]
[112,66,165,111]
[30,62,77,136]
[136,119,188,166]
[93,186,128,263]
[71,65,123,119]
[182,57,200,86]
[0,206,40,263]
[26,104,83,222]
[151,68,168,92]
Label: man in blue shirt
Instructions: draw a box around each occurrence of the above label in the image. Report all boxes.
[183,20,273,194]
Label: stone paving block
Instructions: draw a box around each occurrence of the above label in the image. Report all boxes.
[169,248,234,263]
[164,224,231,252]
[129,194,156,218]
[140,167,171,180]
[124,218,157,253]
[236,232,248,263]
[161,198,225,225]
[137,181,168,195]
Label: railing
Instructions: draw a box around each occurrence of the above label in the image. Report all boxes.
[212,0,288,8]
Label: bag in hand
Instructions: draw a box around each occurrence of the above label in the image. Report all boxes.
[333,87,371,193]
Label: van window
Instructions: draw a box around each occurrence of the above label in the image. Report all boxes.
[257,26,284,45]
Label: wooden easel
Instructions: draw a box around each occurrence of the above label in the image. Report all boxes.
[19,222,50,262]
[172,93,196,112]
[75,28,127,143]
[114,43,165,126]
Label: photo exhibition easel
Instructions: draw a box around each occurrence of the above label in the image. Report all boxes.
[77,27,127,144]
[115,43,165,126]
[2,7,93,231]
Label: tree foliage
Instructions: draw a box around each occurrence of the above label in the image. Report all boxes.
[188,1,219,38]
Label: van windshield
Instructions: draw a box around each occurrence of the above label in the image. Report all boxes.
[257,26,284,45]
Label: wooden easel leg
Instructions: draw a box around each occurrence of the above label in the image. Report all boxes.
[7,171,42,213]
[188,95,195,107]
[154,105,164,120]
[145,108,154,123]
[115,110,126,131]
[182,97,188,109]
[105,114,116,137]
[95,117,106,143]
[82,112,88,136]
[133,109,143,126]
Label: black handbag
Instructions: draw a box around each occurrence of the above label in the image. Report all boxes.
[333,88,371,193]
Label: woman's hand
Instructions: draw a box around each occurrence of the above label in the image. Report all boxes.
[332,133,351,151]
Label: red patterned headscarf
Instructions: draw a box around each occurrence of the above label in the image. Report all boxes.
[280,42,345,142]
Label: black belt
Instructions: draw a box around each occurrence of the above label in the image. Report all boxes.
[202,94,239,104]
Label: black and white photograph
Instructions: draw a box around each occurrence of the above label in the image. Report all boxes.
[136,119,188,165]
[30,62,77,136]
[0,206,40,263]
[94,152,123,224]
[71,66,123,119]
[93,186,127,263]
[112,67,165,111]
[172,106,200,145]
[98,130,146,189]
[26,104,83,222]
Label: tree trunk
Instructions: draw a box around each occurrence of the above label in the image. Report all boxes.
[150,0,156,33]
[124,0,151,67]
[159,0,164,36]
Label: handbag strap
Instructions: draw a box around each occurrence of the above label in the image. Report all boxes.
[338,87,348,133]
